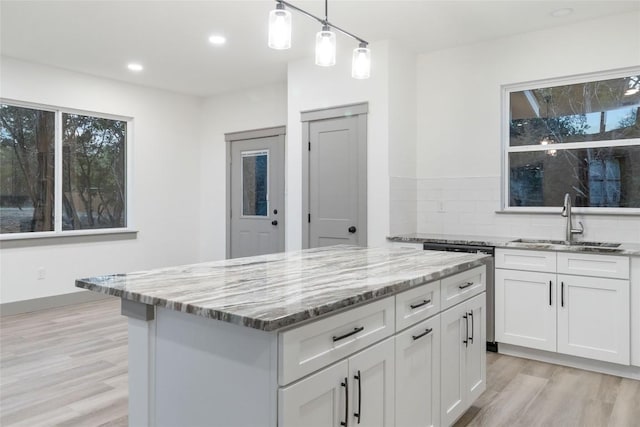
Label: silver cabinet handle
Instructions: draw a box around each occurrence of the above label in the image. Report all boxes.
[459,282,474,289]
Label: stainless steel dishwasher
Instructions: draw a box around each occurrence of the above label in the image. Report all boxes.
[423,242,497,352]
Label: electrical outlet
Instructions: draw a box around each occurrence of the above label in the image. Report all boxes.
[37,267,46,280]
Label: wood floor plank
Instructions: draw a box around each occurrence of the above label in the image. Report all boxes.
[1,297,638,427]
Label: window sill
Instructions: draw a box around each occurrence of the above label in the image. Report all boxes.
[496,209,640,216]
[0,228,138,242]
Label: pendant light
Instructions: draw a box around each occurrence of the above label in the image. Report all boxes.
[315,25,336,66]
[351,42,371,79]
[267,0,370,79]
[268,3,292,49]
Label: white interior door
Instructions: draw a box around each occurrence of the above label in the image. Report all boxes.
[306,110,367,248]
[229,133,284,258]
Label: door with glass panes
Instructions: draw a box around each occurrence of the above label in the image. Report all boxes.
[229,130,284,258]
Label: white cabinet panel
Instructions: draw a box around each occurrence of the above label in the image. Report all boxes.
[279,297,394,385]
[395,280,440,332]
[279,360,348,427]
[495,249,556,273]
[465,293,487,404]
[495,269,557,352]
[632,258,640,367]
[557,274,630,365]
[440,301,468,427]
[441,265,486,311]
[349,338,395,427]
[441,292,487,427]
[557,252,629,279]
[396,315,441,427]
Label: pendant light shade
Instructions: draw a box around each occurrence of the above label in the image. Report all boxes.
[351,43,371,79]
[315,26,336,67]
[268,3,292,49]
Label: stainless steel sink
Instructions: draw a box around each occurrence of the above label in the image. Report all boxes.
[510,238,621,248]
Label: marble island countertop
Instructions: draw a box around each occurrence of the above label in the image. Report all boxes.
[76,245,489,331]
[388,233,640,256]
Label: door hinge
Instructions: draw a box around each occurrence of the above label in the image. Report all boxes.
[308,141,311,151]
[308,213,311,223]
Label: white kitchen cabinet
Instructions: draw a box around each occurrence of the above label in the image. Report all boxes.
[348,337,395,427]
[441,293,486,427]
[557,274,630,365]
[396,315,441,427]
[279,360,348,427]
[632,258,640,367]
[495,269,556,352]
[279,337,394,427]
[495,248,632,367]
[465,293,487,405]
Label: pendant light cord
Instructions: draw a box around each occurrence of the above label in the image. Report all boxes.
[275,0,368,45]
[325,0,328,23]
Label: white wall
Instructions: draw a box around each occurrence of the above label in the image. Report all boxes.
[286,41,391,249]
[388,41,418,235]
[198,83,287,261]
[0,57,203,303]
[414,12,640,242]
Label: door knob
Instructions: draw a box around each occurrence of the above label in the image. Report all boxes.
[271,220,278,226]
[348,226,356,233]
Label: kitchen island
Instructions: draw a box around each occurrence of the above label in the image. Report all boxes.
[77,245,490,427]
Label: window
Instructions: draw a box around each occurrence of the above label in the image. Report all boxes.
[504,70,640,212]
[241,150,269,217]
[0,102,130,236]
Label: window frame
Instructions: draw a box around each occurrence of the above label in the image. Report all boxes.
[501,67,640,215]
[0,98,135,240]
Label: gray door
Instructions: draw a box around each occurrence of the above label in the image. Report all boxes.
[229,134,284,258]
[308,114,366,247]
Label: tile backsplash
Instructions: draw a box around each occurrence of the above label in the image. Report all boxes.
[390,176,640,244]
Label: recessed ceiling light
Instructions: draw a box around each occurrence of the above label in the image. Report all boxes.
[551,8,573,17]
[208,35,227,45]
[127,63,143,72]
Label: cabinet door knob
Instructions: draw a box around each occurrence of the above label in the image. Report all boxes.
[348,226,357,234]
[271,220,278,226]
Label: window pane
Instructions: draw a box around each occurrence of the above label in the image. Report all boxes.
[509,145,640,208]
[0,104,55,233]
[62,113,126,230]
[510,75,640,147]
[242,151,268,216]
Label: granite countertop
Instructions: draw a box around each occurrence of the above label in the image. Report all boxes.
[387,233,640,256]
[76,245,489,331]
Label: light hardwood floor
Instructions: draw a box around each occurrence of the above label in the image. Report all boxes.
[1,298,639,426]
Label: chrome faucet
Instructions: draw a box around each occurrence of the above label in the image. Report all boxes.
[561,193,584,244]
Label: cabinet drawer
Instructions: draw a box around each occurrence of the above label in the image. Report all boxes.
[557,252,629,279]
[278,297,394,385]
[396,280,440,331]
[495,249,556,273]
[441,266,486,311]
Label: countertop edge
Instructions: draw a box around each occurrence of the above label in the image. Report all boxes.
[387,235,640,256]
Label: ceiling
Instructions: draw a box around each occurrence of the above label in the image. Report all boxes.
[1,1,638,97]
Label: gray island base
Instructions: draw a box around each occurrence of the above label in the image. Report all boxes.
[77,245,490,427]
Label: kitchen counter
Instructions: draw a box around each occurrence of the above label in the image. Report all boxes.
[388,233,640,256]
[76,245,489,331]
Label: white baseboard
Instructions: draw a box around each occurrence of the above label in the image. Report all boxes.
[498,343,640,380]
[0,291,111,316]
